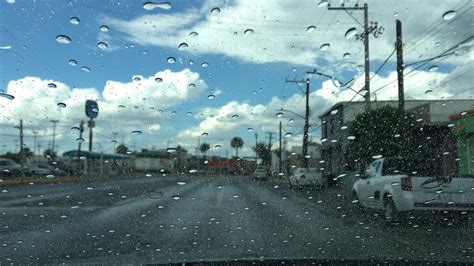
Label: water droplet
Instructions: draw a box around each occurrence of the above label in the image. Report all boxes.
[167,57,176,63]
[71,126,80,132]
[98,42,108,49]
[393,12,399,17]
[166,148,177,153]
[56,35,71,44]
[289,119,294,123]
[330,109,338,115]
[372,154,383,159]
[76,138,85,143]
[244,29,254,35]
[68,59,77,66]
[177,181,187,185]
[70,17,80,25]
[143,1,172,11]
[347,136,356,140]
[210,7,220,15]
[343,53,351,59]
[442,10,456,20]
[57,102,66,108]
[201,62,209,67]
[232,114,239,119]
[318,0,328,7]
[284,132,292,138]
[425,89,433,94]
[133,76,141,82]
[92,107,99,113]
[428,65,438,72]
[99,25,110,32]
[214,144,222,149]
[275,112,284,118]
[345,27,357,39]
[189,31,198,37]
[306,25,316,33]
[247,128,253,132]
[188,83,196,88]
[81,66,91,72]
[340,125,348,130]
[46,174,55,179]
[131,130,142,135]
[320,43,330,51]
[47,83,57,88]
[172,195,181,200]
[207,94,216,100]
[178,42,188,50]
[154,77,163,83]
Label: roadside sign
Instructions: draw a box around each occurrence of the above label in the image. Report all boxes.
[85,100,99,118]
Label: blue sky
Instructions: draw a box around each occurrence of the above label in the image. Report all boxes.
[1,0,472,156]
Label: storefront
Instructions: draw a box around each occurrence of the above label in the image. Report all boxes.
[450,109,474,177]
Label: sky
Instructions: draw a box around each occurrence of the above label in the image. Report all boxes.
[0,0,473,158]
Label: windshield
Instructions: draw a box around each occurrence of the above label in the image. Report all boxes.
[1,0,473,264]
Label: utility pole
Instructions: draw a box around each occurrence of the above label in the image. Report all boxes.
[328,2,384,110]
[112,132,118,153]
[19,120,24,174]
[396,19,404,113]
[50,119,59,154]
[88,118,94,152]
[255,133,258,165]
[279,121,282,175]
[285,78,310,168]
[266,132,274,150]
[32,130,38,156]
[78,120,84,161]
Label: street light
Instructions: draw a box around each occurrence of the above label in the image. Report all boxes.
[50,119,59,153]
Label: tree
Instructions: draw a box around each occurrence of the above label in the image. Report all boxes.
[116,144,128,154]
[200,143,210,158]
[347,106,417,170]
[43,148,56,159]
[253,142,271,166]
[230,137,244,158]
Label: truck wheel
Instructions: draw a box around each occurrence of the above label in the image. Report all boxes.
[384,197,400,225]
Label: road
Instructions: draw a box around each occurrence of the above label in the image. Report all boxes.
[0,175,472,263]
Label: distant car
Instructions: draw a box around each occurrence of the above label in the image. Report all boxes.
[0,158,23,177]
[253,168,269,180]
[24,163,66,176]
[289,168,325,188]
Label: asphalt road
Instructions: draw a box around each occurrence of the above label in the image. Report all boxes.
[0,175,472,264]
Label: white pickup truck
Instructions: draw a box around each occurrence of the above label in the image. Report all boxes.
[352,157,474,223]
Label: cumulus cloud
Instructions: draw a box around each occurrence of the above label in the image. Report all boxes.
[0,69,208,153]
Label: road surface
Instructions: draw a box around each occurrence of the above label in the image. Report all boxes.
[0,175,472,263]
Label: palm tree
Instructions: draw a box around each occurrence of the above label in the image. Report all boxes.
[200,143,210,158]
[230,137,244,158]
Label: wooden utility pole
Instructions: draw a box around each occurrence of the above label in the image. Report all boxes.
[255,133,258,165]
[396,19,404,112]
[78,120,84,161]
[279,121,282,175]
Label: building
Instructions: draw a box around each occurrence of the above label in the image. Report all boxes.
[271,143,322,176]
[319,100,474,180]
[450,109,474,176]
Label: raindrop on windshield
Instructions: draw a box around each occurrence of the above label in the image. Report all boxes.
[442,10,456,20]
[81,66,91,72]
[57,102,66,108]
[166,148,177,153]
[155,77,163,83]
[247,128,253,131]
[207,94,216,100]
[275,112,284,118]
[172,195,181,200]
[330,109,338,115]
[167,57,176,63]
[202,132,208,136]
[71,127,80,132]
[56,35,71,44]
[99,25,110,32]
[188,83,196,88]
[133,76,141,81]
[425,89,433,94]
[232,114,239,119]
[318,0,328,7]
[244,29,255,35]
[47,83,57,88]
[210,7,220,15]
[177,181,187,185]
[189,31,198,37]
[320,43,330,51]
[46,174,55,179]
[97,42,108,49]
[289,119,294,123]
[76,138,85,143]
[347,136,356,140]
[428,65,438,72]
[68,59,77,66]
[131,130,142,135]
[306,25,316,33]
[70,17,80,25]
[343,53,351,59]
[178,42,188,50]
[372,154,383,159]
[201,62,209,67]
[284,133,293,138]
[143,2,172,11]
[345,27,357,39]
[214,144,222,149]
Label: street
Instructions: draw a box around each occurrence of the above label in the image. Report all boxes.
[0,175,472,264]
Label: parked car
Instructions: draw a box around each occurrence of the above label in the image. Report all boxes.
[253,168,269,180]
[0,158,23,177]
[352,157,474,224]
[289,168,325,188]
[24,163,66,176]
